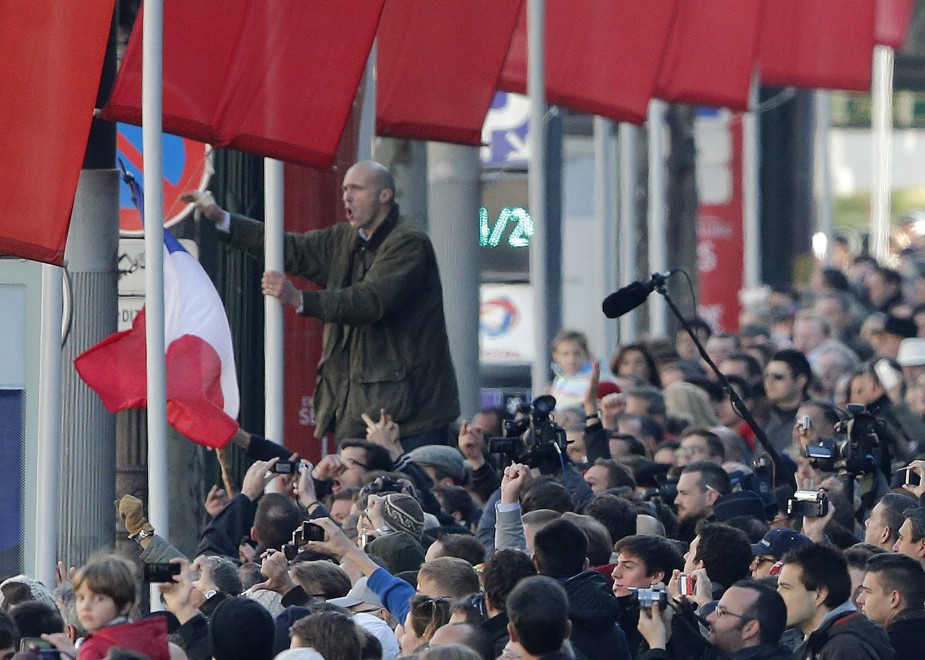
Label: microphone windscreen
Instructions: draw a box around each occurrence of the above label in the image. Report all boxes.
[602,281,653,319]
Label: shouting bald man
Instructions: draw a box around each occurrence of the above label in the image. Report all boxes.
[185,160,459,449]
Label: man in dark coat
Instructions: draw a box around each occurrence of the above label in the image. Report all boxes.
[778,544,893,660]
[187,160,459,449]
[533,518,631,660]
[857,552,925,658]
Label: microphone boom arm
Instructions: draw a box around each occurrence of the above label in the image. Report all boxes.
[654,286,798,494]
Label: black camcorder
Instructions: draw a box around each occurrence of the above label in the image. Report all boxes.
[787,490,829,518]
[804,403,881,476]
[488,395,568,472]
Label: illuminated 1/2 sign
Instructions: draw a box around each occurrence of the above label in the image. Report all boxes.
[479,207,534,248]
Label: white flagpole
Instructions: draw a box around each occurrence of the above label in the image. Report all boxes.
[34,265,63,589]
[264,160,285,445]
[647,100,668,337]
[142,0,168,610]
[528,0,549,396]
[619,123,639,344]
[871,45,894,264]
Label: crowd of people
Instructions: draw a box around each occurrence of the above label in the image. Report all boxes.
[9,164,925,659]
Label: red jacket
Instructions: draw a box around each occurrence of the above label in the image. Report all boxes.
[78,617,170,660]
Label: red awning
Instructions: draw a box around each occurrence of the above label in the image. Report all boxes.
[499,0,678,124]
[102,0,384,169]
[654,0,764,110]
[760,0,876,91]
[375,0,522,145]
[0,0,114,264]
[876,0,914,50]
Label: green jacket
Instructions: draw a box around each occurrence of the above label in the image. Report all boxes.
[224,205,459,439]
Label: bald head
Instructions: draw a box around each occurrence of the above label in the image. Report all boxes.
[351,160,395,195]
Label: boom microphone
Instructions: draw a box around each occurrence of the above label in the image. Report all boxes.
[602,271,675,319]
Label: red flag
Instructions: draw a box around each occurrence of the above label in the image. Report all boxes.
[655,0,763,110]
[376,0,522,144]
[0,0,114,265]
[102,1,384,169]
[76,228,240,449]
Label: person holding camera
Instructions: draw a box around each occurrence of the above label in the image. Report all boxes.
[611,535,684,658]
[636,579,791,660]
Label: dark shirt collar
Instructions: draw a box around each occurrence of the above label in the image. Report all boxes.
[357,203,399,251]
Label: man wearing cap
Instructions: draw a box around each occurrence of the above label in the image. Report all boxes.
[896,337,925,381]
[408,445,468,487]
[750,529,812,579]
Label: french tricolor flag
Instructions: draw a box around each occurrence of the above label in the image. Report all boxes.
[75,183,239,448]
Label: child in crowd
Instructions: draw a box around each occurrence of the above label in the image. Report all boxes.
[43,554,169,660]
[547,330,598,410]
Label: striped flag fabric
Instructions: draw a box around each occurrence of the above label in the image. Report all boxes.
[75,176,239,448]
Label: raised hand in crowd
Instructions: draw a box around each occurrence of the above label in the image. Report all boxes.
[600,390,625,429]
[583,359,602,422]
[251,548,296,596]
[190,554,221,605]
[158,558,201,624]
[801,494,836,543]
[312,454,347,482]
[241,457,280,501]
[902,459,925,499]
[458,420,486,469]
[500,463,531,505]
[296,460,320,511]
[637,601,673,651]
[307,517,381,578]
[54,560,75,587]
[204,484,230,518]
[363,408,403,461]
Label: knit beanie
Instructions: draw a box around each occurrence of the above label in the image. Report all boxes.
[380,493,425,539]
[208,597,274,660]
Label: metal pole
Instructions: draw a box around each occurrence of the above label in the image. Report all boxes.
[594,116,618,360]
[358,40,377,162]
[871,45,894,264]
[528,0,548,396]
[813,90,834,265]
[647,100,668,337]
[264,160,285,444]
[142,0,167,610]
[743,75,762,288]
[619,123,638,344]
[34,265,63,589]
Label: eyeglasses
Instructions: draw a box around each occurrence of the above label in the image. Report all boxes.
[752,555,776,566]
[345,457,370,470]
[713,604,754,621]
[764,372,789,382]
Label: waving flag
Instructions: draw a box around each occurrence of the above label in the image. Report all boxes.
[75,174,239,448]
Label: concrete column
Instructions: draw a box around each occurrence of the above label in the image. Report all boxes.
[377,138,429,230]
[59,169,119,565]
[427,143,481,420]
